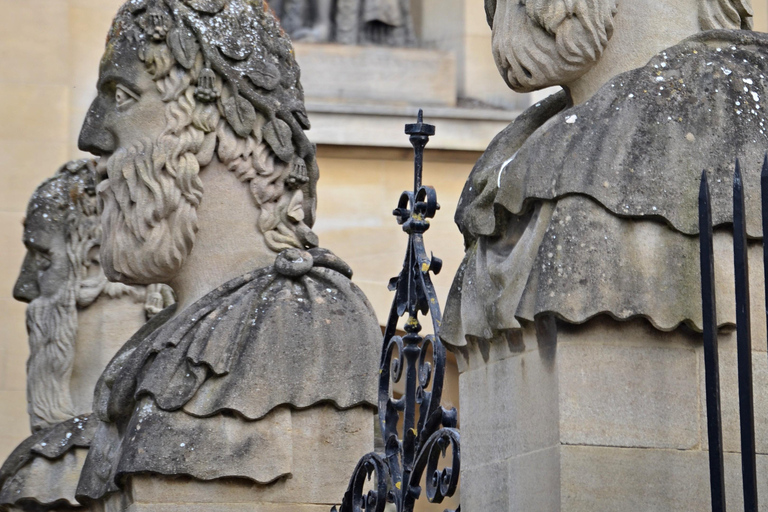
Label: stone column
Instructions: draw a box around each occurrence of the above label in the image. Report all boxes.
[335,0,360,44]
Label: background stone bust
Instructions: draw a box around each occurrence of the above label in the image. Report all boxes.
[0,160,169,511]
[13,160,163,431]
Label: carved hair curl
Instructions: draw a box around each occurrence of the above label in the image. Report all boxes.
[699,0,753,30]
[485,0,753,32]
[108,0,319,252]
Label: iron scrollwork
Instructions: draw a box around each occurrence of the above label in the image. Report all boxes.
[333,111,460,512]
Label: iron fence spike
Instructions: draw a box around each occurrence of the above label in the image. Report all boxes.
[700,169,727,512]
[733,157,758,512]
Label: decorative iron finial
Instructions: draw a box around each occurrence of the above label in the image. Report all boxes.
[332,112,460,512]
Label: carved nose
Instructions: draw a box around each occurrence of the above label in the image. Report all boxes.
[78,99,116,156]
[13,252,40,303]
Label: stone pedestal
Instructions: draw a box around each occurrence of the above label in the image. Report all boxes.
[96,406,374,512]
[456,313,768,511]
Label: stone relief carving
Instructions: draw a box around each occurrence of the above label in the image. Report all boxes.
[268,0,415,46]
[443,0,759,349]
[72,0,380,507]
[0,160,172,511]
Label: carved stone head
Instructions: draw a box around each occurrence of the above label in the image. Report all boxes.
[79,0,319,285]
[485,0,752,92]
[14,160,103,430]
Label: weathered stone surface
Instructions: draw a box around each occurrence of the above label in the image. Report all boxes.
[449,8,760,512]
[445,30,768,349]
[119,406,373,506]
[507,446,561,512]
[77,251,380,500]
[558,320,700,450]
[459,459,510,512]
[0,448,89,508]
[126,505,332,512]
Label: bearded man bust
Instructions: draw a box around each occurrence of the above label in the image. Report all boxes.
[72,1,380,510]
[0,160,168,511]
[442,0,768,510]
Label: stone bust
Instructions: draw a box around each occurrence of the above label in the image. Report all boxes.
[0,160,168,511]
[443,0,762,349]
[73,0,380,508]
[444,1,768,506]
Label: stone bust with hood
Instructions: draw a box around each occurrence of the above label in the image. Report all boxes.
[444,0,762,351]
[443,0,768,508]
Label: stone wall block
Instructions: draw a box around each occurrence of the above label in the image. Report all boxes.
[0,214,25,301]
[0,390,30,461]
[459,459,510,511]
[561,445,768,512]
[558,321,700,450]
[507,446,561,512]
[700,331,768,454]
[459,347,559,468]
[294,43,457,107]
[0,85,69,143]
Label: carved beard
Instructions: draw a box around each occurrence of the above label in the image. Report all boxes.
[492,0,617,92]
[99,138,199,285]
[25,281,78,432]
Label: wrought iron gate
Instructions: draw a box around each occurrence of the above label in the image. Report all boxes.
[332,111,461,512]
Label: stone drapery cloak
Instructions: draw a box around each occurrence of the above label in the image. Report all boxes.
[442,30,768,348]
[0,415,96,510]
[76,248,381,501]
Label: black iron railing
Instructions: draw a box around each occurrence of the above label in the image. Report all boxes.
[699,157,768,512]
[332,111,461,512]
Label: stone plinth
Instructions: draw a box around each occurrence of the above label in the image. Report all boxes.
[456,310,768,511]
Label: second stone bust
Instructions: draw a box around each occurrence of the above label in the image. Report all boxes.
[73,0,381,509]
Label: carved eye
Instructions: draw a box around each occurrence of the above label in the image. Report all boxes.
[115,84,139,110]
[34,251,51,271]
